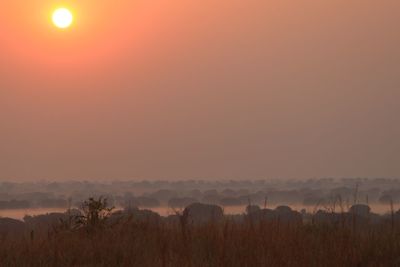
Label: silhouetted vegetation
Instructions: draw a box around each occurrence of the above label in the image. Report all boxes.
[2,178,400,213]
[75,197,114,230]
[1,197,400,266]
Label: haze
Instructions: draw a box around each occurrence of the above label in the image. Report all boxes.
[1,0,399,180]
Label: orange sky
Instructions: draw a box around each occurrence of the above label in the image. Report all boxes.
[1,1,400,180]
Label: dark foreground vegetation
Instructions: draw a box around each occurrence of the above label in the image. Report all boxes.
[1,198,400,266]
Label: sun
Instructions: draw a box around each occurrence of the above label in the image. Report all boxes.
[52,8,74,29]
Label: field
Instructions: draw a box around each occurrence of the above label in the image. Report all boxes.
[1,212,400,267]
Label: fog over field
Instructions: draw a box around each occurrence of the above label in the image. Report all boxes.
[1,1,400,265]
[1,178,400,219]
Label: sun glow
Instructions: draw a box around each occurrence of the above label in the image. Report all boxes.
[52,8,73,29]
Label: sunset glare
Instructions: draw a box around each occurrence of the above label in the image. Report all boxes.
[1,1,400,265]
[52,8,73,29]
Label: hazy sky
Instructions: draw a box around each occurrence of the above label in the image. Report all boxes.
[1,1,399,180]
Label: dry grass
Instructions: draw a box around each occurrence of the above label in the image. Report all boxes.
[1,217,400,267]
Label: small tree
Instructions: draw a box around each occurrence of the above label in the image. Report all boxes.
[77,197,114,229]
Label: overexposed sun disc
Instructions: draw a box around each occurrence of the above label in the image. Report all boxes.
[52,8,73,29]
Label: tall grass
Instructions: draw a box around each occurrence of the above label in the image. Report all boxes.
[0,216,399,266]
